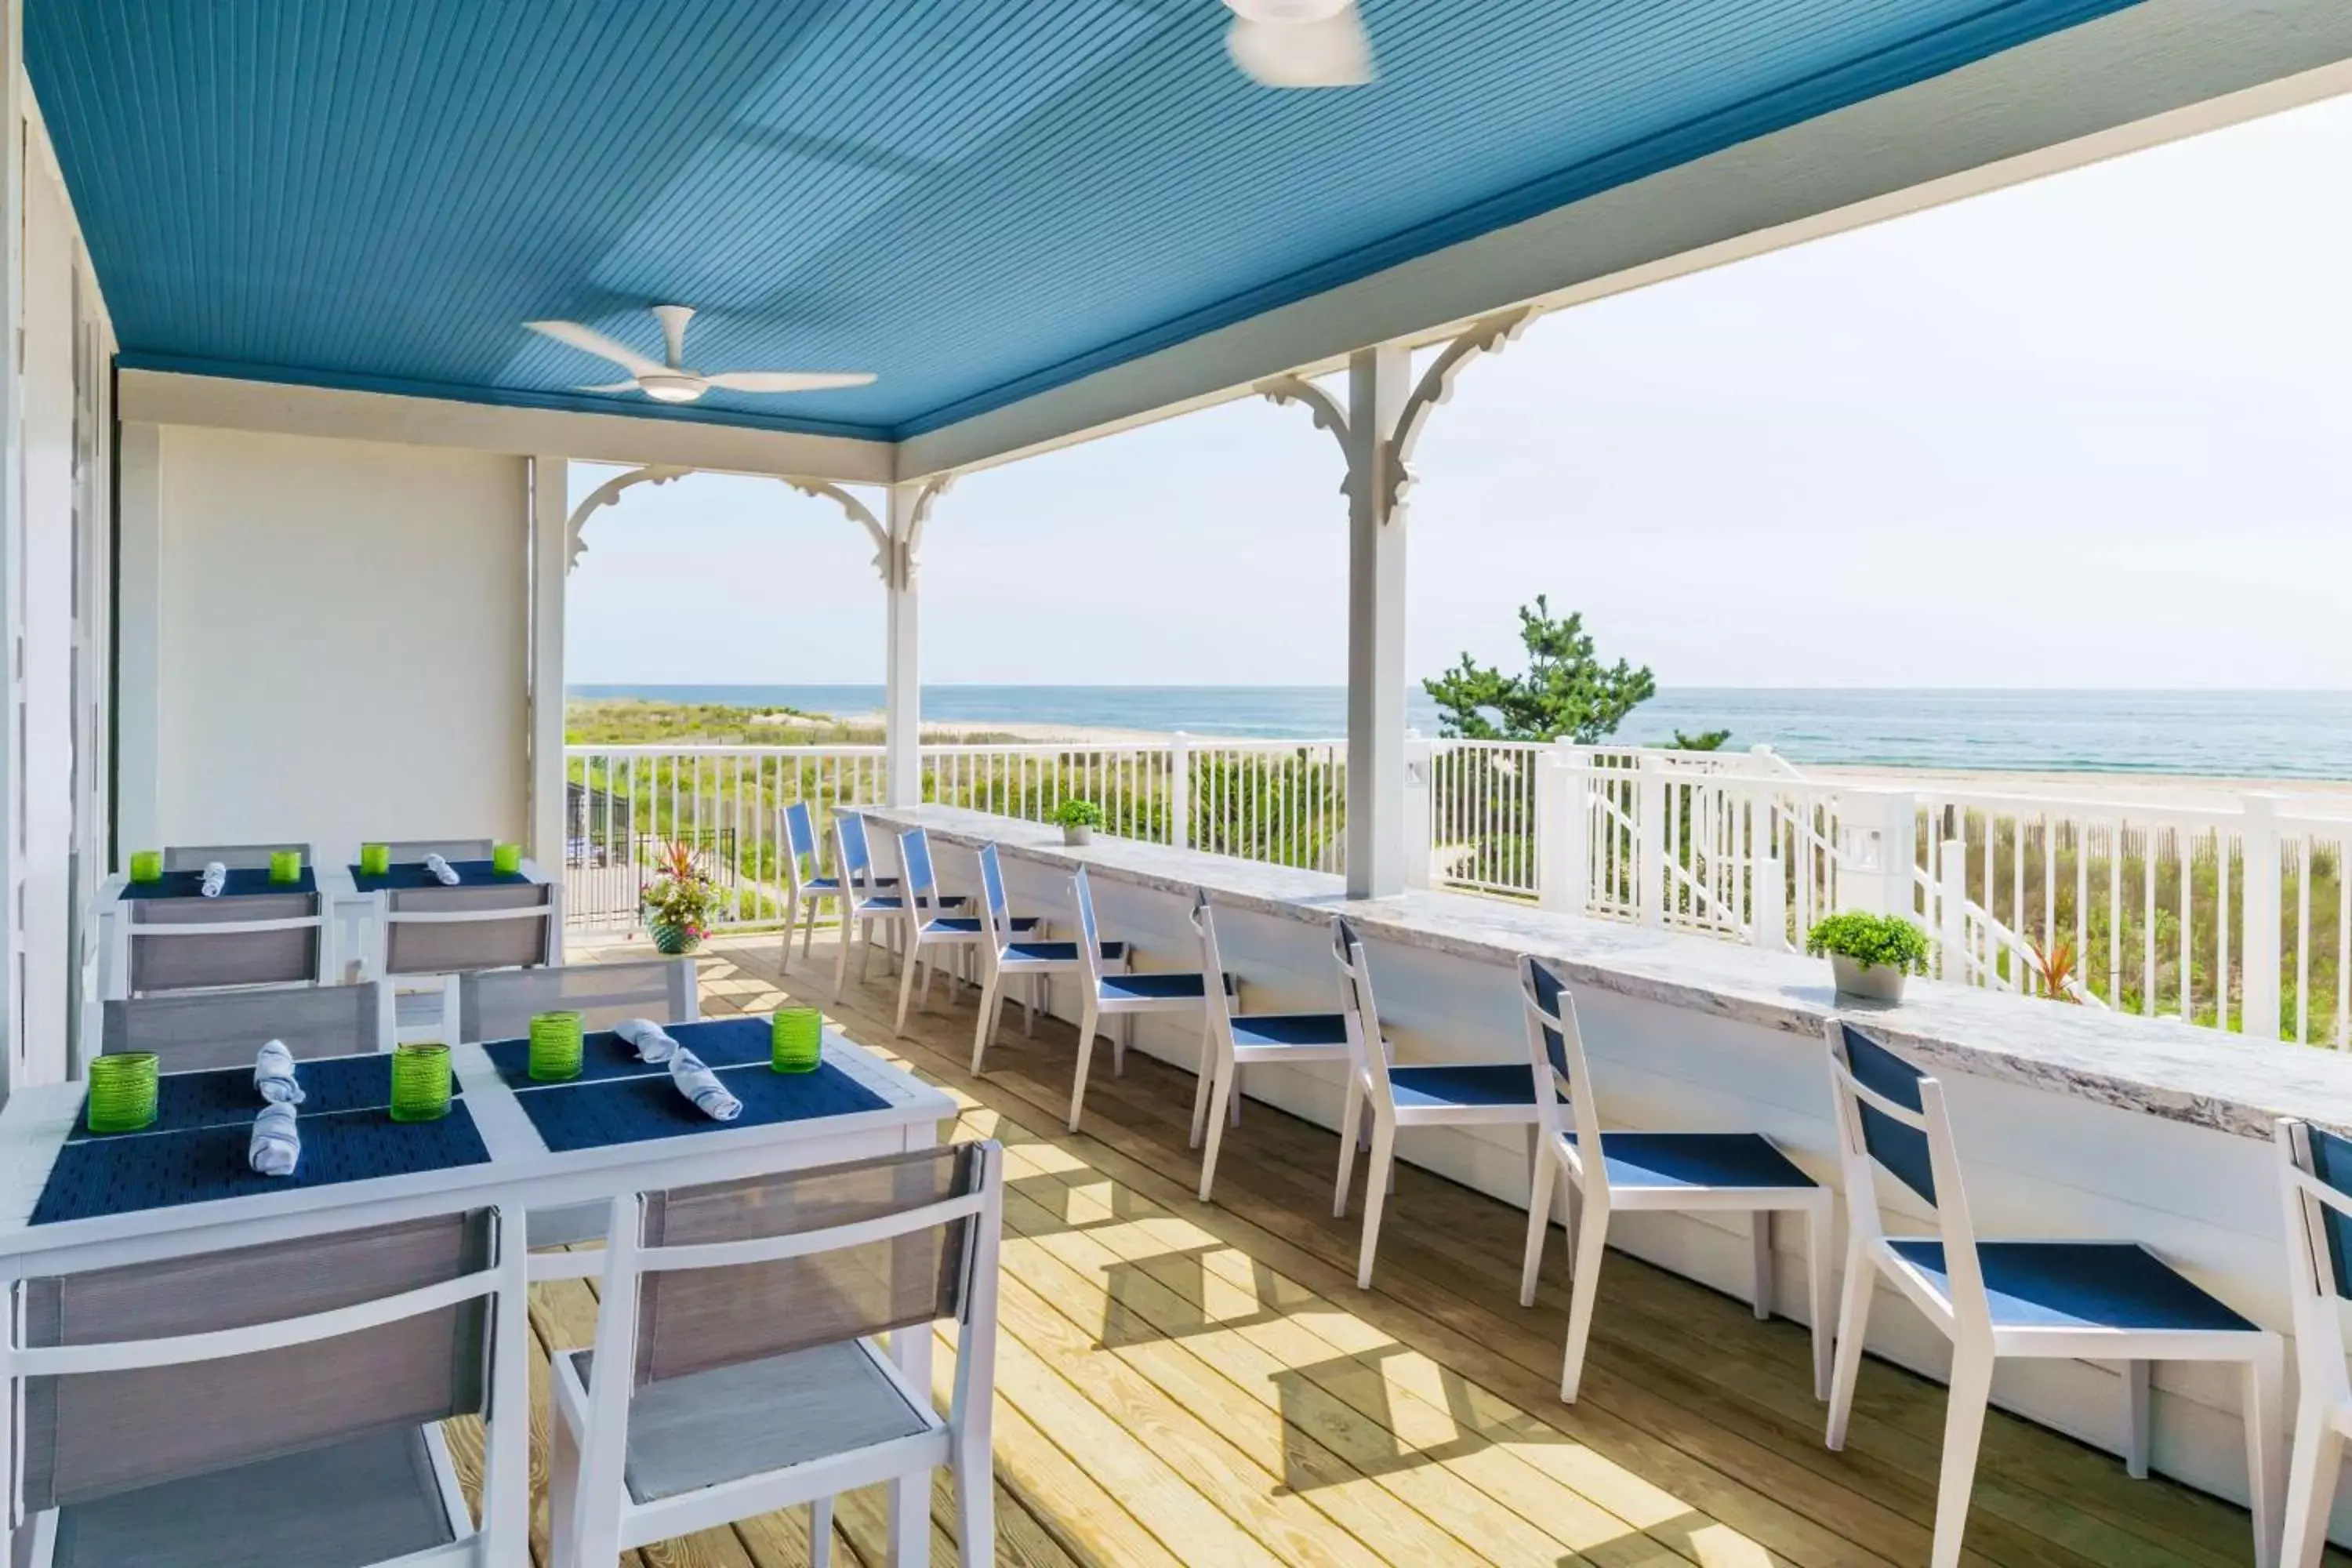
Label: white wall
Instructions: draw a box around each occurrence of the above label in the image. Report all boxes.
[130,426,528,863]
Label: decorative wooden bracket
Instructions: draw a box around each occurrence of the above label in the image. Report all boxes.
[1254,305,1536,522]
[783,477,891,582]
[563,463,687,570]
[1255,373,1354,501]
[1385,306,1536,517]
[788,473,952,590]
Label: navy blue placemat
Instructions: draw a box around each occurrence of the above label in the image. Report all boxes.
[347,858,532,892]
[126,866,318,900]
[512,1054,889,1154]
[33,1102,492,1225]
[65,1054,448,1143]
[481,1015,779,1090]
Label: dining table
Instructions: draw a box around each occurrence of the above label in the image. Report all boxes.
[0,1012,958,1566]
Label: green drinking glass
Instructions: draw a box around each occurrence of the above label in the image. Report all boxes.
[128,850,164,884]
[771,1007,822,1073]
[528,1011,585,1082]
[359,844,391,877]
[491,842,522,876]
[268,849,303,884]
[86,1052,159,1134]
[390,1043,453,1122]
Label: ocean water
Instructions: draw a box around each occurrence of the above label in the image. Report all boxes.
[567,684,2352,780]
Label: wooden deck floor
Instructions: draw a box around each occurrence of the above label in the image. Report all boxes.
[510,930,2303,1567]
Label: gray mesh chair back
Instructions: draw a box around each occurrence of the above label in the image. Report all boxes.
[384,883,557,976]
[460,959,698,1044]
[16,1210,497,1511]
[161,843,311,872]
[126,891,325,993]
[631,1143,990,1388]
[102,982,386,1070]
[381,838,498,862]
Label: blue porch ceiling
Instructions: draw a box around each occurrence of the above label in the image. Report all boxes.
[31,0,2136,442]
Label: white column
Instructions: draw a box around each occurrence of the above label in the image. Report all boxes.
[115,423,165,859]
[2241,793,2283,1040]
[884,481,923,808]
[527,456,569,866]
[1635,755,1668,927]
[1344,345,1410,898]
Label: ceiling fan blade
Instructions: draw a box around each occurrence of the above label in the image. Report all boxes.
[524,319,666,377]
[702,370,878,394]
[1227,6,1373,87]
[575,379,641,394]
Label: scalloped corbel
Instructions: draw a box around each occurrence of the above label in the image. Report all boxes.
[1256,373,1355,500]
[896,474,954,590]
[786,477,892,582]
[564,463,688,570]
[1385,305,1537,517]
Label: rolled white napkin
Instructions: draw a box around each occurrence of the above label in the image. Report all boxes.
[614,1018,678,1063]
[669,1048,741,1121]
[423,853,460,886]
[254,1039,305,1105]
[199,860,228,898]
[249,1102,299,1177]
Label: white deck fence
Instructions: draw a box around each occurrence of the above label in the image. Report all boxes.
[564,737,2350,1047]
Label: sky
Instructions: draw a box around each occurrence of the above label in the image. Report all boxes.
[568,90,2352,692]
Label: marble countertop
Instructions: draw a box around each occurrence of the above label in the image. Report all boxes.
[867,804,2352,1141]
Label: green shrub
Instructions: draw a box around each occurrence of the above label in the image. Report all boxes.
[1050,799,1105,829]
[1806,912,1931,975]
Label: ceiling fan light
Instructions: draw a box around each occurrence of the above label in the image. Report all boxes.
[1227,11,1373,87]
[1224,0,1349,23]
[637,373,703,404]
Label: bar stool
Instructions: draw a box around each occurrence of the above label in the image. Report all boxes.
[1519,954,1831,1403]
[1064,869,1225,1134]
[891,826,1043,1036]
[1824,1019,2284,1568]
[967,843,1127,1073]
[1332,915,1558,1290]
[2274,1118,2352,1566]
[1189,898,1349,1203]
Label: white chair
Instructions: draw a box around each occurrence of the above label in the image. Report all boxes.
[1519,954,1831,1403]
[459,956,700,1044]
[1188,898,1349,1203]
[5,1203,529,1567]
[2273,1118,2352,1566]
[891,827,1040,1036]
[778,801,895,974]
[1332,915,1559,1290]
[379,880,562,1043]
[160,841,311,871]
[1064,869,1225,1134]
[551,1142,1004,1568]
[967,842,1127,1074]
[459,958,701,1280]
[121,884,335,997]
[1823,1019,2284,1568]
[830,811,919,999]
[101,981,388,1070]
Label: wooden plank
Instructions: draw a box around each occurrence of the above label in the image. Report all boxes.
[610,935,2331,1568]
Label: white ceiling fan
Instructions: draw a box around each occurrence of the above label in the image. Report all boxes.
[1224,0,1374,88]
[524,304,876,405]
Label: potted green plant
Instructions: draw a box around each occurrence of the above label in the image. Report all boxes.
[1806,911,1930,1003]
[1051,798,1105,847]
[641,840,722,955]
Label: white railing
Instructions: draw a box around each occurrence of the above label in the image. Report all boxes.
[564,735,2352,1047]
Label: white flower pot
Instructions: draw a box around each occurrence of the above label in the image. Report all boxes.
[1830,953,1907,1003]
[1062,825,1092,846]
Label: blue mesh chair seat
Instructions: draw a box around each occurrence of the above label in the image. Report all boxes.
[805,874,897,894]
[1097,971,1236,1005]
[1887,1240,2256,1334]
[1229,1011,1348,1051]
[922,913,1035,938]
[1387,1062,1555,1110]
[1004,938,1127,965]
[1824,1020,2282,1568]
[1563,1130,1819,1194]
